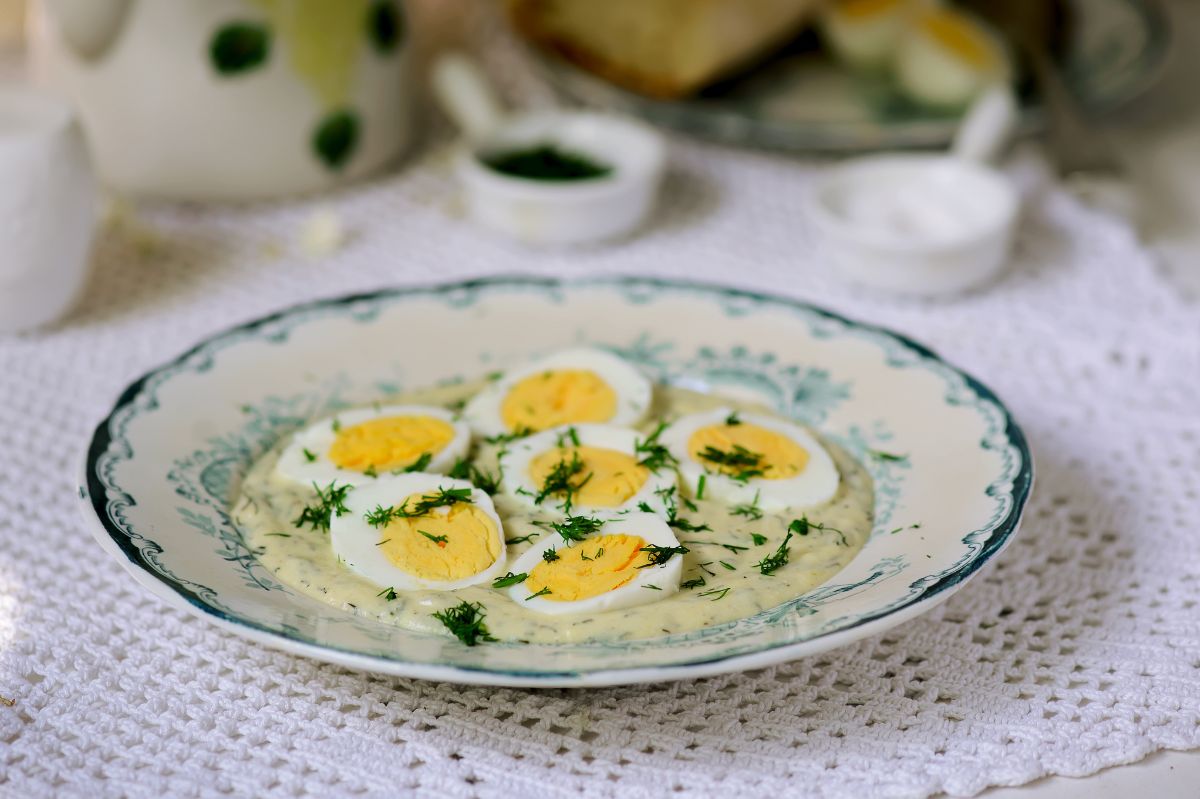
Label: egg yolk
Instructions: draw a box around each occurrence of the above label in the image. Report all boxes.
[920,9,994,68]
[688,421,809,480]
[526,534,650,602]
[528,445,649,508]
[377,494,500,582]
[327,415,455,472]
[500,369,617,432]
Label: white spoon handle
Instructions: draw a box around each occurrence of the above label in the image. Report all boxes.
[952,86,1018,165]
[431,53,506,144]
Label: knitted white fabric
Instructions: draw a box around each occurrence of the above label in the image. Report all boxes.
[2,101,1200,799]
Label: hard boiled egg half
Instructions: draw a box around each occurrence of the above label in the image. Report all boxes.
[332,474,507,591]
[463,348,652,438]
[505,513,683,615]
[499,424,676,519]
[276,404,470,488]
[661,408,840,512]
[895,7,1013,108]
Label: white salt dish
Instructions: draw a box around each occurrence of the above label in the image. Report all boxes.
[432,54,665,247]
[808,88,1020,297]
[0,84,97,333]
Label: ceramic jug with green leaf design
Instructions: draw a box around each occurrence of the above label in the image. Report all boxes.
[32,0,414,200]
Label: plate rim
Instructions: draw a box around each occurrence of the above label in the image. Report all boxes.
[80,274,1034,687]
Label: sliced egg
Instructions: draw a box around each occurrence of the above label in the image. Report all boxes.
[499,424,676,519]
[506,512,683,615]
[275,404,470,488]
[331,474,507,591]
[660,407,839,512]
[895,7,1013,108]
[819,0,931,71]
[462,348,652,438]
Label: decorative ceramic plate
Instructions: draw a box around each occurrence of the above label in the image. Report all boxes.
[80,277,1032,687]
[525,0,1167,152]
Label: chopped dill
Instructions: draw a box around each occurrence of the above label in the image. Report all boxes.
[724,411,742,426]
[750,533,768,546]
[448,458,501,495]
[492,572,528,588]
[403,452,433,473]
[868,449,908,462]
[556,426,581,448]
[790,515,848,546]
[634,421,677,471]
[264,532,291,538]
[542,548,560,562]
[698,586,731,601]
[504,533,539,545]
[551,515,604,543]
[363,464,378,478]
[294,481,351,533]
[419,530,449,545]
[364,487,473,527]
[719,543,749,553]
[484,426,533,446]
[376,586,398,601]
[655,485,711,532]
[644,584,662,591]
[697,444,765,481]
[432,601,496,646]
[730,490,763,521]
[697,561,716,576]
[696,474,707,500]
[719,561,736,571]
[680,576,707,590]
[535,451,592,512]
[756,529,793,575]
[526,586,552,600]
[638,544,690,567]
[302,448,317,463]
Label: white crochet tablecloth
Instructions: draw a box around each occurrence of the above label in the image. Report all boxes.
[2,119,1200,797]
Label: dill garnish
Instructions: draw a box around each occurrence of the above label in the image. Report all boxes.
[505,533,539,545]
[448,458,501,495]
[432,601,496,646]
[403,452,433,473]
[638,544,689,568]
[294,481,351,533]
[755,529,793,575]
[680,576,707,590]
[302,448,317,463]
[634,421,677,471]
[730,490,763,521]
[750,533,768,546]
[654,485,711,532]
[419,530,449,545]
[698,586,730,601]
[551,515,604,543]
[542,548,560,562]
[364,487,473,528]
[492,572,527,588]
[526,586,552,600]
[868,449,908,462]
[535,451,592,512]
[697,444,765,481]
[376,586,397,601]
[725,411,742,426]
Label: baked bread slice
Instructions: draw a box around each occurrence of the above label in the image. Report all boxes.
[507,0,820,99]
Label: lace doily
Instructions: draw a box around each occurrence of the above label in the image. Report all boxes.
[2,81,1199,799]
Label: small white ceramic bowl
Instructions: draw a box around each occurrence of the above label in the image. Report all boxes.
[455,111,664,247]
[808,154,1019,297]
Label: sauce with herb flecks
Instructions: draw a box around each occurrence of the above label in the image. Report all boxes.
[234,382,873,644]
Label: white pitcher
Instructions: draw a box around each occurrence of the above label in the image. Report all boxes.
[30,0,416,201]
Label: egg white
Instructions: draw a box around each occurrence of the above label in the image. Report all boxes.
[499,424,676,519]
[895,9,1013,108]
[506,512,683,615]
[819,0,930,71]
[331,474,507,592]
[660,407,840,512]
[275,404,471,489]
[462,347,652,439]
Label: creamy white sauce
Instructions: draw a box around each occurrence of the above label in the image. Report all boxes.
[234,381,874,644]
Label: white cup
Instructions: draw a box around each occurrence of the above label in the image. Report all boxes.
[0,85,97,333]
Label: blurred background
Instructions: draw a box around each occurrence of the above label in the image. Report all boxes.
[0,0,1197,314]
